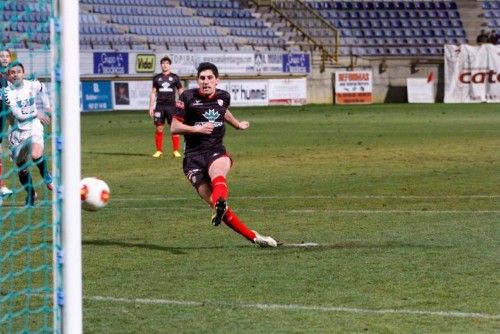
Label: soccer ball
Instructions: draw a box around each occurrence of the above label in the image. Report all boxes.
[80,177,110,211]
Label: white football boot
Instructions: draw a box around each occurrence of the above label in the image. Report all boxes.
[252,231,280,247]
[0,186,13,197]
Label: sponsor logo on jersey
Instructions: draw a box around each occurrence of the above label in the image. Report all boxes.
[198,109,223,127]
[159,82,173,92]
[203,109,219,122]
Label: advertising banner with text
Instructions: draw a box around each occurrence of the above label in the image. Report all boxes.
[444,44,500,103]
[93,52,128,75]
[335,71,373,104]
[81,81,112,111]
[187,79,268,106]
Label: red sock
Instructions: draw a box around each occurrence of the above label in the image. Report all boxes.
[223,208,256,241]
[171,134,180,151]
[155,131,163,151]
[211,175,228,205]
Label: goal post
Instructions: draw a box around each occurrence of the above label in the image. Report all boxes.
[0,0,82,332]
[56,0,83,333]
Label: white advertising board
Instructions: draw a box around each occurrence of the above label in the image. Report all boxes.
[444,44,500,103]
[188,79,269,106]
[268,78,307,105]
[113,81,151,110]
[407,78,435,103]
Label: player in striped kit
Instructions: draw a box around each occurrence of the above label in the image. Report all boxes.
[0,48,14,197]
[2,61,52,206]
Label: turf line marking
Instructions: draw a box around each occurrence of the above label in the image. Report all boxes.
[113,194,499,201]
[110,207,500,214]
[87,295,500,320]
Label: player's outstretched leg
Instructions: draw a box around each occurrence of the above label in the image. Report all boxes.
[222,208,281,247]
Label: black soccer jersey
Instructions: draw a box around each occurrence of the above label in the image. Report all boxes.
[152,72,182,106]
[175,88,231,157]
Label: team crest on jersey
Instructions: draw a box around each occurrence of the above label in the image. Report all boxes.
[168,76,173,81]
[217,99,223,106]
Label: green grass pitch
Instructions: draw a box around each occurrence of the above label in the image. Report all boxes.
[80,104,499,333]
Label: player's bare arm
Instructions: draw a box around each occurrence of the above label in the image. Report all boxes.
[224,109,249,130]
[148,88,156,118]
[171,117,214,135]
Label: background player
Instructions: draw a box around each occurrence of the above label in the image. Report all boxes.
[149,55,184,158]
[3,61,52,206]
[171,62,280,247]
[0,48,13,196]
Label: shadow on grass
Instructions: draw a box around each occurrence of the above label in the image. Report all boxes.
[83,239,226,254]
[83,239,453,255]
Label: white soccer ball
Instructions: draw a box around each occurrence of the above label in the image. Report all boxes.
[80,177,110,211]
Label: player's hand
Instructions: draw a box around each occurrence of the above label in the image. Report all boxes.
[148,109,154,118]
[197,122,214,134]
[238,121,250,130]
[37,112,51,125]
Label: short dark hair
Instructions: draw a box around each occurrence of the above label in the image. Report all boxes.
[197,62,219,78]
[7,60,24,72]
[160,55,172,64]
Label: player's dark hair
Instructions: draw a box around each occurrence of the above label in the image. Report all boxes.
[197,62,219,78]
[160,55,172,64]
[7,60,24,72]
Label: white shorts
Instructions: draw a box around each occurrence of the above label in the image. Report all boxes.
[9,120,45,160]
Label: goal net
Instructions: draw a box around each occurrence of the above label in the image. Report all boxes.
[0,1,82,333]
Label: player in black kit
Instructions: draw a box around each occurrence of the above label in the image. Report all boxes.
[149,55,184,158]
[171,62,280,247]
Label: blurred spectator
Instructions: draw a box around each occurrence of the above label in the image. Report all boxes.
[489,30,498,45]
[476,29,489,44]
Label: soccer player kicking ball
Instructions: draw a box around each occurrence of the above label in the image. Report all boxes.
[3,61,53,206]
[171,62,280,247]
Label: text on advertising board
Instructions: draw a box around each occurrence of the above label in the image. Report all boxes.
[93,52,128,74]
[136,54,156,73]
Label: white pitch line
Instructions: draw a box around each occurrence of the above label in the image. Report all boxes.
[106,207,500,214]
[111,194,500,201]
[87,295,500,320]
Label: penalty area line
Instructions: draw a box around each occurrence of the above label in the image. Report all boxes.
[86,295,500,320]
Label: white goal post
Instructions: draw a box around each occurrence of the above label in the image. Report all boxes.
[52,1,82,333]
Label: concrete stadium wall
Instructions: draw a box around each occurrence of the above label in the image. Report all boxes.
[14,50,444,105]
[307,60,444,104]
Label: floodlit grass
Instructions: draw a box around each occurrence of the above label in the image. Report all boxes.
[80,104,499,333]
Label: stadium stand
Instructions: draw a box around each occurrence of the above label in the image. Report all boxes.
[296,0,467,57]
[483,0,500,31]
[1,1,498,55]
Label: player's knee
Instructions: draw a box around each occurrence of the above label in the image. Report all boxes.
[18,168,29,177]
